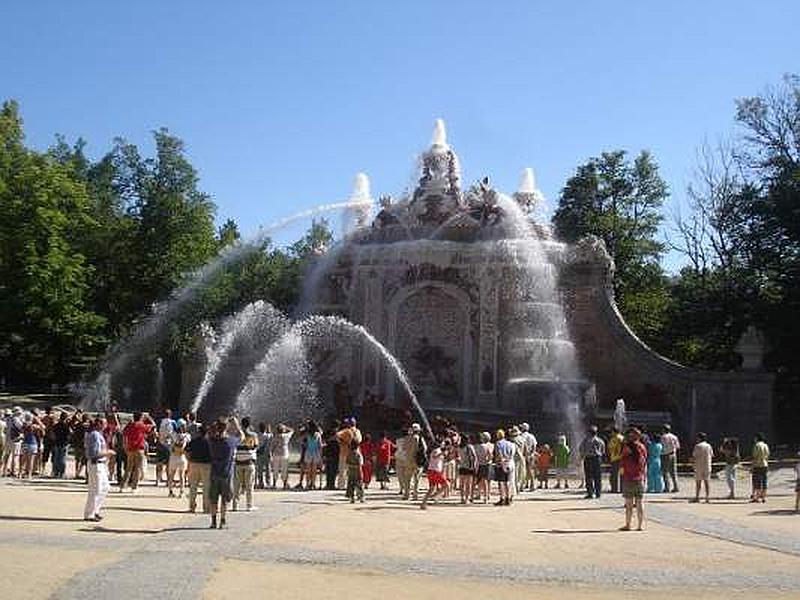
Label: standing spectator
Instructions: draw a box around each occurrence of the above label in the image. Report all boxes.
[394,427,415,500]
[647,434,664,493]
[335,418,362,489]
[360,432,374,489]
[492,429,515,506]
[269,424,293,489]
[507,426,526,495]
[208,417,243,529]
[345,439,365,503]
[553,433,570,489]
[607,427,624,493]
[374,431,395,490]
[232,417,258,511]
[719,437,740,500]
[691,432,713,503]
[579,426,605,499]
[1,407,23,477]
[536,444,553,489]
[473,431,493,503]
[156,409,176,486]
[105,410,125,484]
[70,412,89,480]
[186,425,211,513]
[51,411,70,478]
[750,433,770,503]
[620,428,648,531]
[84,417,114,522]
[660,424,681,493]
[186,412,202,439]
[20,413,42,479]
[167,423,191,498]
[518,423,537,491]
[457,434,477,503]
[323,428,339,490]
[420,440,448,509]
[120,412,155,492]
[41,408,56,475]
[302,421,323,490]
[255,422,272,490]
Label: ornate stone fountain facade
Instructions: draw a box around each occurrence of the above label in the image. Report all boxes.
[305,122,774,442]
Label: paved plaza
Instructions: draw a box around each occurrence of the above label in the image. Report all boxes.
[2,466,799,599]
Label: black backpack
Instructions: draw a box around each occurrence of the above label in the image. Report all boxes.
[415,437,428,468]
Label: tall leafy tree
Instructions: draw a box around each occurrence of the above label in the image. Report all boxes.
[553,150,670,346]
[0,101,105,381]
[112,129,219,311]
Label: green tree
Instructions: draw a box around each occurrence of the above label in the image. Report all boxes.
[217,218,240,249]
[121,129,219,308]
[0,101,105,381]
[553,150,670,345]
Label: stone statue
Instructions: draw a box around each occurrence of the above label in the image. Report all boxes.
[735,325,765,371]
[613,398,627,432]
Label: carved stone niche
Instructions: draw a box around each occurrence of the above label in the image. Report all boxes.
[735,325,766,371]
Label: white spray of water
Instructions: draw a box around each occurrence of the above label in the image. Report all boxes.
[190,300,290,414]
[431,118,448,150]
[237,314,433,439]
[84,199,372,410]
[236,327,319,424]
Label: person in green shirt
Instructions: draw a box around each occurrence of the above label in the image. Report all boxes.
[553,434,570,489]
[750,433,770,503]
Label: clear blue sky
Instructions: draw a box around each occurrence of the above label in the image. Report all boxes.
[3,1,798,269]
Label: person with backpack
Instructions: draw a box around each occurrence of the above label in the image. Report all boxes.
[3,407,24,477]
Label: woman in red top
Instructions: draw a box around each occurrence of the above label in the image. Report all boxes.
[620,428,648,531]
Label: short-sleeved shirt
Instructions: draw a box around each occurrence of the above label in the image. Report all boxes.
[620,442,647,482]
[752,441,770,468]
[692,441,713,474]
[186,436,211,463]
[270,432,293,459]
[209,436,239,479]
[123,421,153,451]
[554,442,570,468]
[661,433,681,455]
[375,439,394,466]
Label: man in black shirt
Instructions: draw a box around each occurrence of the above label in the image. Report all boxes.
[186,425,211,514]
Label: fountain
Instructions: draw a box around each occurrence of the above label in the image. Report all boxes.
[236,315,433,438]
[190,300,290,413]
[91,119,775,446]
[299,120,590,437]
[81,198,374,411]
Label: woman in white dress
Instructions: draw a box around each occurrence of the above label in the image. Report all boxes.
[167,423,191,498]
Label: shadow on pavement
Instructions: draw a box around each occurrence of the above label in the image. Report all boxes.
[80,525,204,535]
[531,528,620,534]
[104,506,188,514]
[0,514,84,523]
[751,508,799,516]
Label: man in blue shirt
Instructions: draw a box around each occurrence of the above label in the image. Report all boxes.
[208,417,243,529]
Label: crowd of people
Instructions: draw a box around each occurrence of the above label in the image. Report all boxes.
[2,404,798,530]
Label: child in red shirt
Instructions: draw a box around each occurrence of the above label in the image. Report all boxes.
[536,444,553,489]
[360,433,374,489]
[374,431,395,490]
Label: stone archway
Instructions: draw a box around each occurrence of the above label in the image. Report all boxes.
[388,283,472,407]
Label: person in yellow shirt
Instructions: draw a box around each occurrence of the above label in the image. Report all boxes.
[750,433,770,503]
[607,427,624,494]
